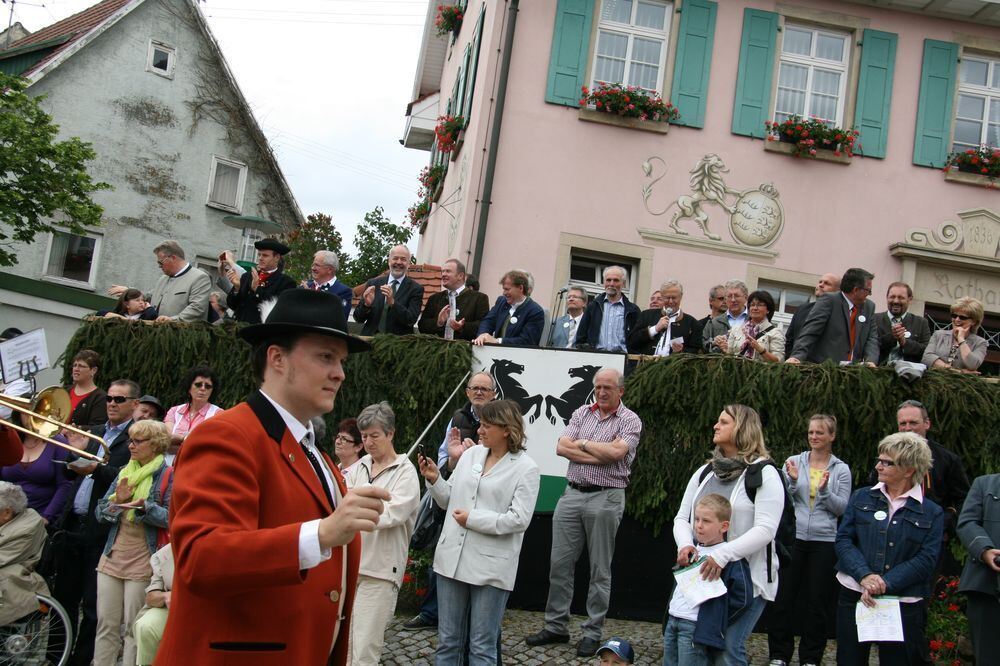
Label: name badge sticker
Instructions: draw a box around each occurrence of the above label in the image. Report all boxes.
[509,316,518,324]
[874,510,888,521]
[858,315,867,323]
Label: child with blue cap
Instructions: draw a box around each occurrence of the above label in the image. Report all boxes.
[596,637,635,664]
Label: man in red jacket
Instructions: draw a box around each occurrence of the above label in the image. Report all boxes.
[156,289,391,665]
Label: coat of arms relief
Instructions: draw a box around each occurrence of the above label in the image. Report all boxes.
[639,154,784,256]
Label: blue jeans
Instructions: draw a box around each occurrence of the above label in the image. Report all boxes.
[436,575,509,666]
[663,616,710,666]
[722,595,766,666]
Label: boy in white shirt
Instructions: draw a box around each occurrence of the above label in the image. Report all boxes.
[663,494,753,666]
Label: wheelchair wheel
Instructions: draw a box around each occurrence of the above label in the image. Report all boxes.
[0,594,72,666]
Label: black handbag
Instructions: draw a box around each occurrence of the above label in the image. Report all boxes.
[409,490,446,551]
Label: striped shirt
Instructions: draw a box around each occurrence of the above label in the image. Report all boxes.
[563,401,642,488]
[598,298,627,352]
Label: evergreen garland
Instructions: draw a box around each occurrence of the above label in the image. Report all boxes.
[61,321,999,533]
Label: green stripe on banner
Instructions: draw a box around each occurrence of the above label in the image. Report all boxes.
[536,475,567,513]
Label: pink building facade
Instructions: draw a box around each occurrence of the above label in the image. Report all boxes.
[403,0,1000,369]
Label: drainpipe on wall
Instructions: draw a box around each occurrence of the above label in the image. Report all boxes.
[470,0,518,276]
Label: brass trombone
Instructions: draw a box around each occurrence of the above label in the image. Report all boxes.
[0,386,109,463]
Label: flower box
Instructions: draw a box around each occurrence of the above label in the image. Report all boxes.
[578,107,670,134]
[434,5,463,38]
[943,146,1000,188]
[944,168,998,189]
[765,115,859,159]
[449,130,465,160]
[764,138,852,164]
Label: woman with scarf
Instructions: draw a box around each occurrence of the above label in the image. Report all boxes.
[673,404,784,665]
[94,420,173,666]
[716,290,785,362]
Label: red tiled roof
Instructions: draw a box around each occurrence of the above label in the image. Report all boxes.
[4,0,133,73]
[351,264,443,310]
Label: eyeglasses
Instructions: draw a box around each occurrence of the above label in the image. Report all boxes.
[874,457,897,468]
[950,313,971,321]
[129,438,150,446]
[466,386,494,394]
[106,395,135,404]
[335,434,357,445]
[193,382,213,389]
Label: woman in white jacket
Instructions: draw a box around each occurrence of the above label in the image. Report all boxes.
[673,404,783,666]
[418,399,540,666]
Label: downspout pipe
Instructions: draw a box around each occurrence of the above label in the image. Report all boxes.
[471,0,518,276]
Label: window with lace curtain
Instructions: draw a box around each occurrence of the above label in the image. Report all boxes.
[774,24,850,127]
[590,0,673,93]
[206,156,247,213]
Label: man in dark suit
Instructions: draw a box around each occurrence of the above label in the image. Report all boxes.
[353,245,424,335]
[157,289,389,665]
[784,272,840,359]
[628,280,702,356]
[228,238,297,324]
[54,379,138,666]
[875,282,931,364]
[787,268,880,365]
[575,266,640,352]
[696,284,726,340]
[303,250,353,318]
[474,269,545,346]
[418,258,489,340]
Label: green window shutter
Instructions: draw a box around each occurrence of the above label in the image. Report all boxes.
[671,0,717,128]
[853,29,897,159]
[463,7,485,122]
[456,44,470,119]
[731,8,778,137]
[913,39,959,167]
[546,0,595,107]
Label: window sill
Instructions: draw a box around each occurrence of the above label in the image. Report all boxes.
[944,168,999,189]
[418,217,429,235]
[763,139,852,164]
[206,201,243,214]
[40,275,96,291]
[430,181,443,203]
[577,108,670,135]
[449,131,466,161]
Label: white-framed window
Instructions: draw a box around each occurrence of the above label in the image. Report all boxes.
[146,40,176,78]
[42,230,102,289]
[953,54,1000,152]
[568,253,637,302]
[590,0,673,93]
[774,23,850,126]
[758,280,813,328]
[239,227,263,263]
[206,156,248,213]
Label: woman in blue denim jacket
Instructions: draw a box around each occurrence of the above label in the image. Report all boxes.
[93,420,173,666]
[834,432,943,665]
[767,414,852,666]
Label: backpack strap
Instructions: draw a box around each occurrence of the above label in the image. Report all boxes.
[743,460,776,582]
[158,465,174,500]
[698,464,713,485]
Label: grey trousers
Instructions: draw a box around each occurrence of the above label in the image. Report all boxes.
[543,487,625,640]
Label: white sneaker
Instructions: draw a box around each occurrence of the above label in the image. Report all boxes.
[768,661,788,666]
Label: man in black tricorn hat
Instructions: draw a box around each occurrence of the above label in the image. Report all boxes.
[157,288,391,665]
[227,237,298,323]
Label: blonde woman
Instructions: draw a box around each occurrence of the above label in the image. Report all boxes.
[922,296,987,372]
[835,432,943,664]
[418,399,540,665]
[673,404,783,665]
[94,420,173,666]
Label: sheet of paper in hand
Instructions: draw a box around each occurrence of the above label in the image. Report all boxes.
[855,596,904,642]
[673,558,728,606]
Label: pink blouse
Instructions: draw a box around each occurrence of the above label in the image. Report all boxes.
[165,402,223,437]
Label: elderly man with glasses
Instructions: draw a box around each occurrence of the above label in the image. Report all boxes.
[403,372,497,631]
[53,379,141,666]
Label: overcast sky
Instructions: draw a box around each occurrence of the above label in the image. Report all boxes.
[9,0,429,255]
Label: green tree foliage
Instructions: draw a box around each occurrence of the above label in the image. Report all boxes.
[282,212,349,284]
[61,322,1000,533]
[339,206,413,287]
[0,72,111,267]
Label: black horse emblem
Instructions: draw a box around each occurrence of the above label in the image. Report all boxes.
[488,358,544,423]
[544,365,600,426]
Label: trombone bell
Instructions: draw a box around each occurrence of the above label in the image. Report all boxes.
[29,386,73,438]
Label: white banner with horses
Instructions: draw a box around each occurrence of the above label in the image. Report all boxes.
[472,345,626,512]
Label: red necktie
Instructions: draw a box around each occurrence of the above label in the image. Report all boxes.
[848,306,858,361]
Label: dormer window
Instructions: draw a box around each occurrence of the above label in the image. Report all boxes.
[147,40,176,78]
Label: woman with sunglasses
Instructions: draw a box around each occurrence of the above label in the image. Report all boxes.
[834,432,943,665]
[163,366,222,464]
[922,296,987,373]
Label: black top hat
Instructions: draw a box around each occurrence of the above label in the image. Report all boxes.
[137,395,166,420]
[239,288,370,352]
[254,238,290,255]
